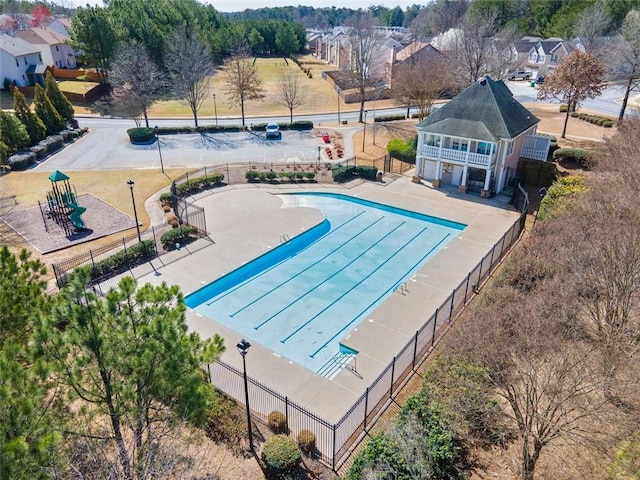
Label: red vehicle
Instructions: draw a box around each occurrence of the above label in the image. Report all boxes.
[322,132,330,144]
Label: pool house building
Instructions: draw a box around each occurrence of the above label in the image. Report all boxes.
[414,75,551,196]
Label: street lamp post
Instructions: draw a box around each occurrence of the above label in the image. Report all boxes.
[337,90,341,124]
[213,93,218,126]
[317,145,321,170]
[236,339,253,451]
[154,125,165,174]
[362,110,368,152]
[127,180,141,242]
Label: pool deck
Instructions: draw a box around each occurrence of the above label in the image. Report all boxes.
[132,173,521,423]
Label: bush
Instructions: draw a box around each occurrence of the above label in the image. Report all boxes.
[245,170,259,182]
[296,430,316,454]
[266,170,278,182]
[355,165,378,180]
[331,165,357,182]
[267,411,288,433]
[552,147,593,168]
[205,389,247,455]
[304,171,316,180]
[261,435,301,472]
[90,240,156,281]
[174,172,225,195]
[387,136,417,164]
[29,144,47,160]
[374,114,405,122]
[127,127,154,144]
[40,135,64,153]
[559,104,576,112]
[159,192,174,204]
[6,151,36,171]
[160,225,196,250]
[537,175,585,222]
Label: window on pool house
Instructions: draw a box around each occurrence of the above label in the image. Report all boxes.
[477,142,492,155]
[426,135,440,147]
[451,139,468,151]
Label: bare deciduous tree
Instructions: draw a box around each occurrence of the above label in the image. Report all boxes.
[611,10,640,123]
[345,12,387,123]
[223,47,264,126]
[537,50,606,138]
[452,12,499,84]
[275,69,304,122]
[575,0,612,57]
[109,42,166,127]
[166,31,213,127]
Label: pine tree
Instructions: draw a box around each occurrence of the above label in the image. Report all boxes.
[13,89,46,145]
[44,71,74,123]
[33,83,64,135]
[0,111,30,156]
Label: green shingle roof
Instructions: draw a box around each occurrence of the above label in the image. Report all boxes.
[416,76,539,142]
[49,170,69,182]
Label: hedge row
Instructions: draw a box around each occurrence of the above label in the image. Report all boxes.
[89,240,156,281]
[331,164,378,182]
[7,129,85,171]
[175,172,225,196]
[570,112,614,127]
[245,170,315,182]
[374,114,405,122]
[150,121,314,137]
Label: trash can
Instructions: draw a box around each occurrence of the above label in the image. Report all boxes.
[530,81,536,87]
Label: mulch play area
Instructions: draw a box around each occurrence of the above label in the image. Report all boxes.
[1,193,136,254]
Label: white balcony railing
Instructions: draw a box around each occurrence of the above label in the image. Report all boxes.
[420,145,492,166]
[520,148,547,161]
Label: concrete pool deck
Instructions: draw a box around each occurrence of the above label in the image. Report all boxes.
[133,173,521,423]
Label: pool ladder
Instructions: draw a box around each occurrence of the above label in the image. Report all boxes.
[394,282,409,295]
[280,233,291,244]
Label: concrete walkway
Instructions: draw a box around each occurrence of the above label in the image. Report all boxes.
[131,173,520,423]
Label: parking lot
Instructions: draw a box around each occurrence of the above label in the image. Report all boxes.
[32,125,355,172]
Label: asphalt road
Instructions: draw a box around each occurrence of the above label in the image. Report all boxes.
[32,81,635,173]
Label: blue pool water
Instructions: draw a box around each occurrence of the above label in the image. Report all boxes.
[186,192,465,376]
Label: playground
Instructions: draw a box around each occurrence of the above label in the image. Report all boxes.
[2,170,137,254]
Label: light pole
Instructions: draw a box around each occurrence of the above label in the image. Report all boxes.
[337,90,341,124]
[127,180,141,242]
[362,110,368,152]
[317,145,321,170]
[236,339,253,451]
[154,125,165,174]
[213,93,218,126]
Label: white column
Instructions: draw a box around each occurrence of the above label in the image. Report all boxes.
[461,164,468,186]
[483,168,491,191]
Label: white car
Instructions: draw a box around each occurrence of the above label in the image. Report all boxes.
[265,123,281,139]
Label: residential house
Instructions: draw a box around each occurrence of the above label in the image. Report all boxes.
[16,26,76,69]
[525,37,583,76]
[415,76,550,196]
[43,16,72,37]
[0,33,46,86]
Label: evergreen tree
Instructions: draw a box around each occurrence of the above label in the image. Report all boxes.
[13,89,46,145]
[33,271,225,480]
[44,71,74,123]
[0,111,30,156]
[0,247,61,478]
[33,84,64,135]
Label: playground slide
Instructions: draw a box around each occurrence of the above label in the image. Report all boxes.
[66,202,87,229]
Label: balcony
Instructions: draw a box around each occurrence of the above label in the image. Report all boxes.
[421,145,493,167]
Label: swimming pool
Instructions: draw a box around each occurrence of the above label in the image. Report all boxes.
[185,192,465,376]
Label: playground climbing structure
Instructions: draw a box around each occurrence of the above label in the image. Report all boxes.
[38,170,87,236]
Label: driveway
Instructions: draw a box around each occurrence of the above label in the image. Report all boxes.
[31,125,358,173]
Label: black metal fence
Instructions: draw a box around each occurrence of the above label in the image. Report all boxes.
[51,198,208,291]
[208,210,526,471]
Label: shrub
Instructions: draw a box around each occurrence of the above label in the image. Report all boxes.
[127,127,154,144]
[537,175,586,222]
[296,430,316,454]
[552,147,593,168]
[267,411,288,433]
[387,136,417,164]
[159,192,174,204]
[160,225,196,250]
[332,165,357,182]
[261,435,301,472]
[265,170,277,182]
[374,114,405,122]
[6,151,36,171]
[294,171,306,180]
[205,389,247,455]
[245,170,259,182]
[173,173,225,195]
[559,103,576,112]
[304,171,316,180]
[603,120,614,128]
[355,165,378,180]
[40,135,64,153]
[29,144,47,160]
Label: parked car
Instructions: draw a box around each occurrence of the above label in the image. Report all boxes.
[508,70,532,81]
[536,75,545,85]
[265,123,281,139]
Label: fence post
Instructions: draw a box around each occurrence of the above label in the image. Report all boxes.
[226,163,230,185]
[363,387,369,432]
[89,250,96,275]
[285,397,289,433]
[151,226,159,257]
[449,288,455,320]
[431,308,439,346]
[478,257,484,284]
[207,364,212,383]
[203,165,207,181]
[390,356,396,398]
[463,273,471,304]
[489,243,496,268]
[412,331,419,370]
[332,425,337,471]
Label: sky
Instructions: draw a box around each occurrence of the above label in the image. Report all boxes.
[69,1,423,13]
